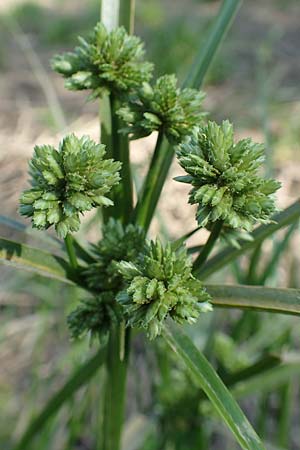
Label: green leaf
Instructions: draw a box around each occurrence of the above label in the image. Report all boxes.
[163,324,265,450]
[13,347,106,450]
[183,0,242,88]
[0,237,72,284]
[199,200,300,279]
[0,214,61,248]
[0,214,26,232]
[231,354,300,399]
[207,284,300,315]
[258,221,298,285]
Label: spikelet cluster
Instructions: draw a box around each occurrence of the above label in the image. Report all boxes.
[117,241,212,339]
[84,218,146,291]
[20,134,121,238]
[52,23,153,99]
[67,220,145,340]
[67,292,122,341]
[118,74,206,144]
[176,121,280,230]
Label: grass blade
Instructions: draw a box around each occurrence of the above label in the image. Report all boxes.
[207,284,300,316]
[163,324,265,450]
[258,221,299,285]
[231,355,300,399]
[13,347,106,450]
[0,214,26,232]
[0,237,72,284]
[199,200,300,279]
[183,0,242,88]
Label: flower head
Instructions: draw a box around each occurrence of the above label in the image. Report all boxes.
[84,218,146,291]
[118,74,206,144]
[52,23,153,99]
[176,121,281,231]
[20,134,121,238]
[67,292,122,341]
[117,240,212,339]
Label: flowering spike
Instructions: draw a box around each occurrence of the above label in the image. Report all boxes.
[51,23,153,99]
[176,121,281,231]
[67,292,122,341]
[20,134,121,238]
[84,218,146,292]
[118,74,206,144]
[116,240,212,339]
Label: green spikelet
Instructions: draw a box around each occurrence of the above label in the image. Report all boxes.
[118,74,206,144]
[20,134,121,238]
[67,292,122,341]
[84,218,146,291]
[51,23,153,99]
[116,240,212,339]
[175,121,281,231]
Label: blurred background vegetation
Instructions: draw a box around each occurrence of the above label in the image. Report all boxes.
[0,0,300,449]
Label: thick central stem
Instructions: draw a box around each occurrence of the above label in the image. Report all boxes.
[102,325,130,450]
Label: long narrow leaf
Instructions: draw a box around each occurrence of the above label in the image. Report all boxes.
[0,237,72,284]
[232,355,300,399]
[163,324,265,450]
[13,347,106,450]
[258,221,298,285]
[183,0,242,88]
[207,284,300,316]
[199,200,300,279]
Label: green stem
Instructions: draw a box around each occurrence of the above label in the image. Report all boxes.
[102,325,130,450]
[119,0,135,33]
[277,382,293,448]
[64,234,78,269]
[245,243,262,284]
[132,131,167,231]
[193,221,223,274]
[102,94,133,222]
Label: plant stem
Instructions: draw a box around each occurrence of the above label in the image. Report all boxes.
[193,221,223,274]
[132,131,167,231]
[102,325,130,450]
[64,234,78,269]
[102,94,133,223]
[119,0,135,33]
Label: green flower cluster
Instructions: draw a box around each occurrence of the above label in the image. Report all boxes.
[117,240,212,339]
[84,218,145,291]
[52,23,153,99]
[118,74,206,144]
[67,219,145,340]
[176,121,281,230]
[67,292,122,341]
[20,134,121,238]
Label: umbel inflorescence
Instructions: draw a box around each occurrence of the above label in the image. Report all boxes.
[19,134,121,238]
[52,23,153,99]
[118,74,206,144]
[176,121,281,231]
[19,22,281,344]
[117,240,212,339]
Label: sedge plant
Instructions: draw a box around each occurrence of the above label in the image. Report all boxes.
[1,1,300,449]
